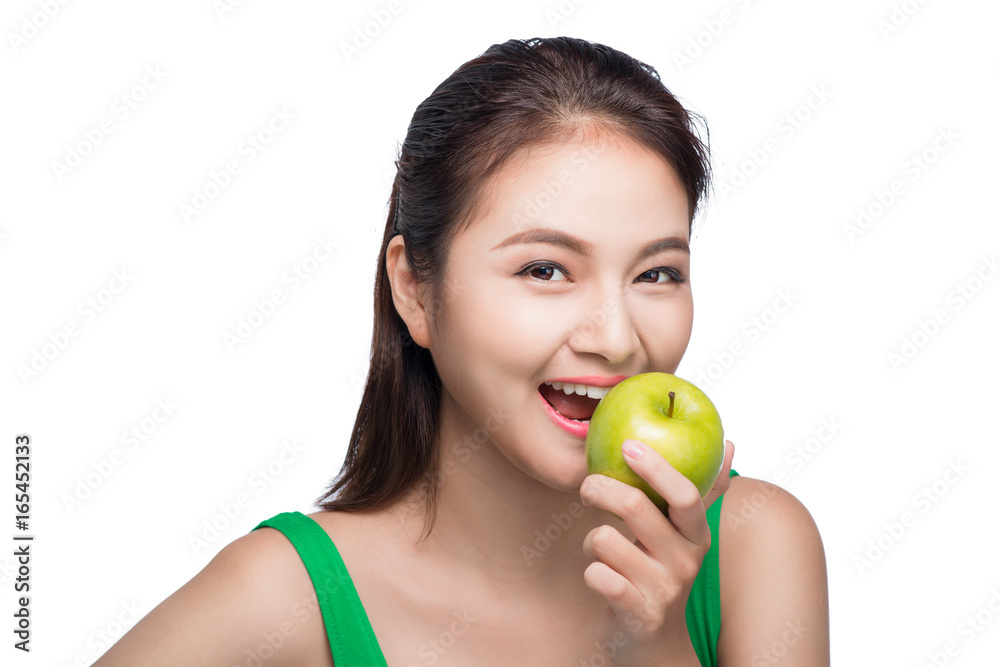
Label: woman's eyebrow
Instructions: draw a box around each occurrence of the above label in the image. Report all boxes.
[491,227,689,259]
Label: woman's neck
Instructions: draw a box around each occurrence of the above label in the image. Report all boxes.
[383,400,630,596]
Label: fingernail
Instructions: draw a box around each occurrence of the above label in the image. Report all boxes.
[622,439,644,460]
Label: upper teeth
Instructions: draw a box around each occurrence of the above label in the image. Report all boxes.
[544,381,611,400]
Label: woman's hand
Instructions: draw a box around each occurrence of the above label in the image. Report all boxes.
[579,438,735,667]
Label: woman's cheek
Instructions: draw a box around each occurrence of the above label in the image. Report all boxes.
[636,296,693,364]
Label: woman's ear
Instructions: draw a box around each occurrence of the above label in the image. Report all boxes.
[385,236,432,349]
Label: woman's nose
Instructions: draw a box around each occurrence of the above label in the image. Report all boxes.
[565,293,640,365]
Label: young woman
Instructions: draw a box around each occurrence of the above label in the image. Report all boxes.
[95,36,829,666]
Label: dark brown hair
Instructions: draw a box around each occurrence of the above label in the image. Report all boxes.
[316,36,712,538]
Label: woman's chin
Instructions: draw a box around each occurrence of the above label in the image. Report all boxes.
[539,461,592,498]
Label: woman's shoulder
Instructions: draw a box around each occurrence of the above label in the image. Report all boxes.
[719,475,823,542]
[303,503,422,553]
[303,507,366,539]
[718,475,826,568]
[94,518,335,666]
[715,475,830,662]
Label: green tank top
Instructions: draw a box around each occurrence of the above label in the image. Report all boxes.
[251,469,737,666]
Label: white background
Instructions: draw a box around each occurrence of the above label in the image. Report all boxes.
[2,0,998,665]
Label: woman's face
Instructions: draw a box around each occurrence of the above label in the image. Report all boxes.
[422,131,694,494]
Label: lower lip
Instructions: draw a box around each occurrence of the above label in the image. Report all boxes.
[538,390,590,438]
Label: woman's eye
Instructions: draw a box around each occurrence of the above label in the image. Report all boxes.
[516,262,568,281]
[636,267,686,284]
[516,263,685,284]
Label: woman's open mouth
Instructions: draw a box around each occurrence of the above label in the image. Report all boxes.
[537,381,605,437]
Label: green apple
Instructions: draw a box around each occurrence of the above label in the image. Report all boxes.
[585,372,724,509]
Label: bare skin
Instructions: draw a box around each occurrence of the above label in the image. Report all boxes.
[94,130,829,666]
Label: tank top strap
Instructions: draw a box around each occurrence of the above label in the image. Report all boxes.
[251,511,388,667]
[685,468,739,667]
[254,472,738,667]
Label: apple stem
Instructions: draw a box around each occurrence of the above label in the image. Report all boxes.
[667,391,675,418]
